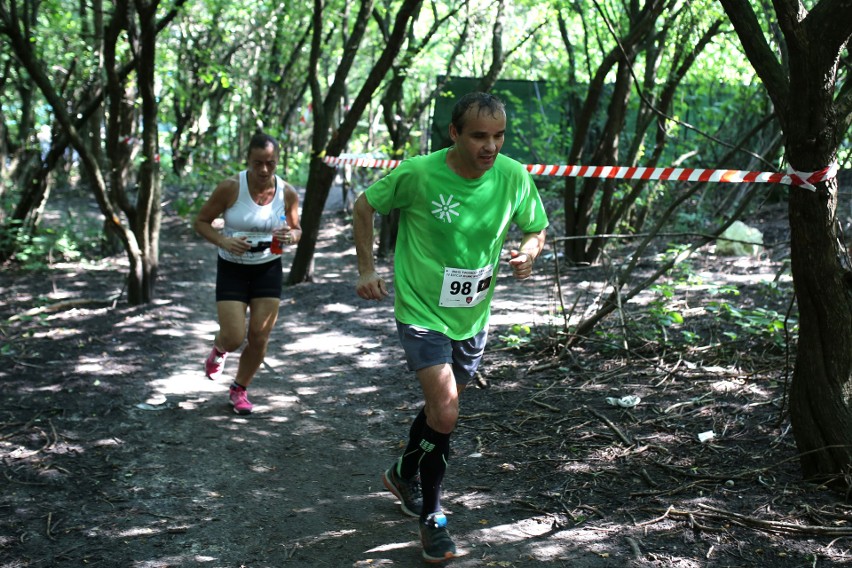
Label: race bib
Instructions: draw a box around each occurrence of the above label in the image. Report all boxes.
[439,265,494,308]
[232,231,272,252]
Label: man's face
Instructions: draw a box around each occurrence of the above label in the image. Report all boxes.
[247,143,278,184]
[449,107,506,178]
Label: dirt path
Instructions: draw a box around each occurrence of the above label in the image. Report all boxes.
[0,208,596,567]
[1,200,847,567]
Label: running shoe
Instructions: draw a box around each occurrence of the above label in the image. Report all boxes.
[382,465,422,517]
[205,347,227,380]
[229,385,253,415]
[420,512,457,563]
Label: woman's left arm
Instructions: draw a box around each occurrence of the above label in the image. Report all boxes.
[284,184,302,243]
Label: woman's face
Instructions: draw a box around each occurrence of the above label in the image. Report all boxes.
[247,143,278,186]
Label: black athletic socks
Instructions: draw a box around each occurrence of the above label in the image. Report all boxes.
[418,423,451,519]
[398,408,428,479]
[396,408,452,518]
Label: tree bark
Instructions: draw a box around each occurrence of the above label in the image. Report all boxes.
[289,0,424,283]
[375,0,468,258]
[132,0,162,304]
[720,0,852,487]
[0,0,186,305]
[560,0,666,263]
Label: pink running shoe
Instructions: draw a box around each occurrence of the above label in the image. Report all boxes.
[229,385,253,415]
[205,347,228,380]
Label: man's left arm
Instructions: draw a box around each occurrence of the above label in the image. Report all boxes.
[508,229,547,280]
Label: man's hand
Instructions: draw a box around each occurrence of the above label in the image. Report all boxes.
[356,271,389,300]
[508,250,534,280]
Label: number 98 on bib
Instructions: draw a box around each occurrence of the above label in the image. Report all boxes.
[439,265,494,308]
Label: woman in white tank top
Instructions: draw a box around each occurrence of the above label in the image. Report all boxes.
[193,133,302,415]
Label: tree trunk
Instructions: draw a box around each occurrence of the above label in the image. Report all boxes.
[788,174,852,485]
[288,157,337,282]
[373,1,468,259]
[559,0,666,264]
[719,0,852,487]
[0,59,10,191]
[0,137,68,262]
[131,0,162,304]
[288,0,424,283]
[785,46,852,486]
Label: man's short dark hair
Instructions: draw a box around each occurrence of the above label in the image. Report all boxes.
[247,132,279,160]
[450,92,506,133]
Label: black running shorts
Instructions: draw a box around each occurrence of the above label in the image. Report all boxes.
[215,256,283,303]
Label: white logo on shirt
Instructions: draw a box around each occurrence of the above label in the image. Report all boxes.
[431,194,460,223]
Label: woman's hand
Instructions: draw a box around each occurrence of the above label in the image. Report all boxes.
[217,235,250,255]
[276,227,302,245]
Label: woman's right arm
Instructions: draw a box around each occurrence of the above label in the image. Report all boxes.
[194,179,249,255]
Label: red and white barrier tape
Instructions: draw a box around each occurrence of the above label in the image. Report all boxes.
[323,156,403,169]
[322,155,840,191]
[785,163,840,191]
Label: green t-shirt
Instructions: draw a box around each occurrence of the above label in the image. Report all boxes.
[365,148,549,340]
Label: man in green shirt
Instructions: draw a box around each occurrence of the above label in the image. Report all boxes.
[354,92,548,563]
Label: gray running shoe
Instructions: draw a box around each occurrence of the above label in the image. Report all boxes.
[420,512,457,563]
[382,465,422,517]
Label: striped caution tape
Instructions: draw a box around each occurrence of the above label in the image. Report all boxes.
[785,163,840,191]
[323,156,402,169]
[322,155,839,191]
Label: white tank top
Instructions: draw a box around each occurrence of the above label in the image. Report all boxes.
[218,170,287,265]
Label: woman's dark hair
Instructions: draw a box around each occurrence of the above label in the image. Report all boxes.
[450,92,506,133]
[246,132,279,160]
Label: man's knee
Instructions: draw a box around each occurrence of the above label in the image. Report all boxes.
[427,402,459,434]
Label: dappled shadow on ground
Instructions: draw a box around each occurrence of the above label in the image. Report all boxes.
[1,204,850,567]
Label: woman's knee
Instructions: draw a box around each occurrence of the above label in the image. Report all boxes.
[217,328,246,352]
[246,327,272,349]
[216,333,245,353]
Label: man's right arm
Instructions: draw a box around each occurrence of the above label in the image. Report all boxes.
[353,193,388,300]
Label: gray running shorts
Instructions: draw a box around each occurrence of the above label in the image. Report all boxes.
[395,321,487,385]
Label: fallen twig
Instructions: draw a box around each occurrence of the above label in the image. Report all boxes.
[8,298,117,322]
[640,504,852,537]
[531,399,560,412]
[0,413,42,441]
[625,536,642,560]
[2,469,48,486]
[507,435,552,447]
[585,405,632,445]
[512,498,549,513]
[697,503,852,536]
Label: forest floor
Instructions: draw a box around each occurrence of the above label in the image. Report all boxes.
[2,188,852,568]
